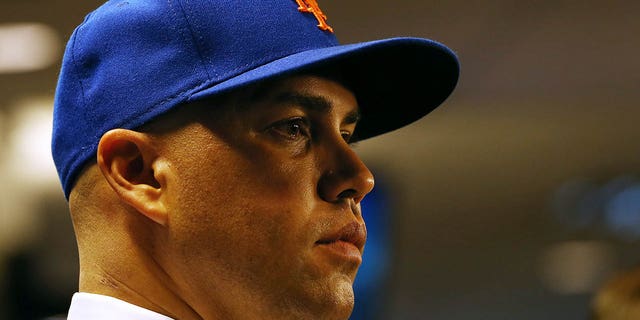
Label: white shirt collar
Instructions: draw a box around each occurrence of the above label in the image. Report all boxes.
[67,292,175,320]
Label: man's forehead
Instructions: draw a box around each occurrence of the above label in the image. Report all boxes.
[152,75,359,128]
[241,75,360,119]
[272,91,361,124]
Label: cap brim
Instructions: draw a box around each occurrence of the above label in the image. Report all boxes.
[190,37,459,141]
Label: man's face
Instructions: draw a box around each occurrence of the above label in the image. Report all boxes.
[153,75,375,319]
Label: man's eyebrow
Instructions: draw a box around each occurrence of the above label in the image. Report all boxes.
[273,92,361,124]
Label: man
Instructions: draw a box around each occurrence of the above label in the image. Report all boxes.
[52,0,459,319]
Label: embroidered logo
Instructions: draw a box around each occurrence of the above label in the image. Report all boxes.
[294,0,334,33]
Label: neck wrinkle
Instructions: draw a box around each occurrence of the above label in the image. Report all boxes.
[76,225,205,320]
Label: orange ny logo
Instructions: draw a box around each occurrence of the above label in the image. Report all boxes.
[294,0,334,33]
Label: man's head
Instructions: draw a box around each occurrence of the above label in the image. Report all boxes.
[53,0,458,319]
[71,74,372,319]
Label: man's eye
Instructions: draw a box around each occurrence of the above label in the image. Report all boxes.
[269,117,310,141]
[341,131,352,143]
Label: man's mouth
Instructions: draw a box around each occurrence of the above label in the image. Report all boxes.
[316,221,366,262]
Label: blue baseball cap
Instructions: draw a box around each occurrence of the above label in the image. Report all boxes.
[52,0,459,198]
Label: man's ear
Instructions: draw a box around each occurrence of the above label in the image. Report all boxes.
[97,129,169,226]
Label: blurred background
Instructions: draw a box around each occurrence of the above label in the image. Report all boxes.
[1,0,639,319]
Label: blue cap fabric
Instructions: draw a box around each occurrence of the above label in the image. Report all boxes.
[52,0,459,198]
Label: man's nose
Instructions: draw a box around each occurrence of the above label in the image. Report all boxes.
[317,140,375,205]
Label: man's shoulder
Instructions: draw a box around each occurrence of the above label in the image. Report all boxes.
[67,292,174,320]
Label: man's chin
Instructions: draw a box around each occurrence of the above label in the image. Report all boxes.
[317,275,356,320]
[280,266,357,319]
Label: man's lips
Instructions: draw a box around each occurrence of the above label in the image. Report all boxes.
[316,221,367,253]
